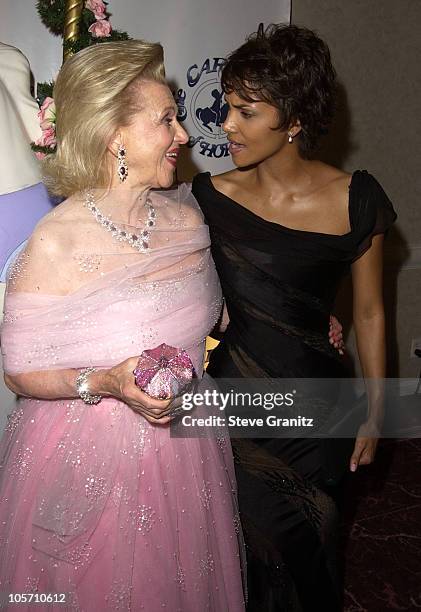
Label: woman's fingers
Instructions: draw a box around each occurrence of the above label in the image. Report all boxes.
[328,317,345,355]
[121,377,172,412]
[362,437,378,462]
[141,412,172,425]
[106,356,176,420]
[136,392,171,412]
[350,436,378,472]
[129,392,189,422]
[137,411,172,425]
[129,398,172,418]
[350,438,364,472]
[329,314,343,332]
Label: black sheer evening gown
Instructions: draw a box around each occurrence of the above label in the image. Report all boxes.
[192,170,396,612]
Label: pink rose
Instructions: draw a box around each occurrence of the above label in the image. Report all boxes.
[40,118,54,131]
[88,18,112,38]
[86,0,106,20]
[42,126,57,148]
[39,96,54,115]
[38,97,56,130]
[35,126,56,149]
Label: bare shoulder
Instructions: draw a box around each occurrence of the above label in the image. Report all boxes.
[292,162,353,234]
[211,169,236,190]
[9,196,84,294]
[311,162,351,195]
[29,195,83,257]
[211,169,251,197]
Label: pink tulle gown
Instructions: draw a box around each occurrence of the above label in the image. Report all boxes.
[0,185,246,611]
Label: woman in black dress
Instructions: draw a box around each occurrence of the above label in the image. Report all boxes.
[192,24,396,611]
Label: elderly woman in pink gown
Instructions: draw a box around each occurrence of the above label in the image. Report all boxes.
[0,40,245,611]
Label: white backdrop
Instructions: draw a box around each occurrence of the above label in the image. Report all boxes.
[0,0,291,178]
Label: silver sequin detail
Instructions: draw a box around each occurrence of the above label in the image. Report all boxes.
[107,579,132,610]
[132,420,147,456]
[7,251,30,286]
[85,475,108,504]
[233,513,241,535]
[175,565,187,592]
[10,446,33,480]
[62,542,92,567]
[75,254,103,273]
[199,552,215,577]
[112,483,131,507]
[24,576,40,593]
[216,433,228,451]
[199,481,212,510]
[129,505,156,534]
[4,407,24,435]
[170,207,188,228]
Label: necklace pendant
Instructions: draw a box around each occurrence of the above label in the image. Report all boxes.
[84,191,157,253]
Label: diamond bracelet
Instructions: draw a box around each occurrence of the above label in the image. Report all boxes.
[75,367,102,405]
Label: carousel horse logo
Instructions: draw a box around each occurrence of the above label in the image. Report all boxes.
[175,58,230,158]
[195,88,228,134]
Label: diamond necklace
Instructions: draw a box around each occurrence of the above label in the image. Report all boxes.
[84,190,156,252]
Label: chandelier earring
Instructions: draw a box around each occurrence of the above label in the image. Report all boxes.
[117,144,128,182]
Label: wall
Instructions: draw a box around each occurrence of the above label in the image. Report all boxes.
[292,0,421,379]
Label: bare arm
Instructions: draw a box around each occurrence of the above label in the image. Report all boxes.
[5,357,173,425]
[349,234,386,470]
[5,368,81,400]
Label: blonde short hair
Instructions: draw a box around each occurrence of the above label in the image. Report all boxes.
[43,40,165,196]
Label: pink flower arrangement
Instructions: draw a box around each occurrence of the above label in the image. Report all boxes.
[88,19,112,38]
[85,0,106,20]
[32,0,116,158]
[38,96,56,130]
[41,125,56,147]
[86,0,112,38]
[33,97,57,159]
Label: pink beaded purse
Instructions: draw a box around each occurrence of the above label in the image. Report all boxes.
[133,343,195,399]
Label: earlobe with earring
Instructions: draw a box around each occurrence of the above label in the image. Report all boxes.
[117,144,128,182]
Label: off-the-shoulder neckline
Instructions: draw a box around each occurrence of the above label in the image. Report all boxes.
[195,170,367,238]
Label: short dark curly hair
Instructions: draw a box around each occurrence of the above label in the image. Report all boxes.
[221,24,336,155]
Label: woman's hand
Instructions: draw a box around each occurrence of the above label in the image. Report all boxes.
[349,421,379,472]
[5,357,175,425]
[329,315,345,355]
[97,357,173,425]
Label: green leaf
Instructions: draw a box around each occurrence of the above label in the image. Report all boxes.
[36,81,55,105]
[36,0,67,36]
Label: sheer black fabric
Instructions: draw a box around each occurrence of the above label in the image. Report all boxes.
[192,170,396,611]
